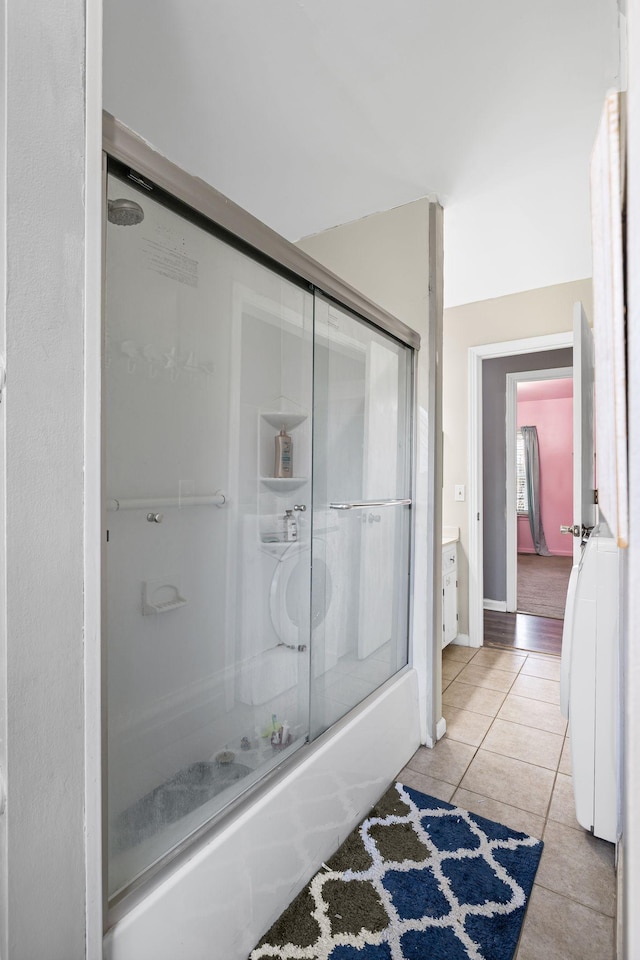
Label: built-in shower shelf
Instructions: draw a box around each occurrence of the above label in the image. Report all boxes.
[260,477,308,492]
[260,411,308,431]
[259,539,297,558]
[142,579,187,616]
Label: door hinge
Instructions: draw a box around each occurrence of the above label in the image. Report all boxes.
[594,488,599,504]
[106,530,110,543]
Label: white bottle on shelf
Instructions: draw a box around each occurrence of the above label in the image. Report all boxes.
[283,509,297,542]
[274,426,293,478]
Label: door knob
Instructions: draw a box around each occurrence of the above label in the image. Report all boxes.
[560,523,594,540]
[560,524,580,536]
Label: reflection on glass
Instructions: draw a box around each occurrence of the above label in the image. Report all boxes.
[105,173,313,896]
[310,295,413,738]
[105,172,415,900]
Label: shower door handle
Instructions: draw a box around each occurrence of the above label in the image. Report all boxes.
[329,498,412,510]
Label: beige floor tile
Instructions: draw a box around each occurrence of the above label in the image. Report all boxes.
[406,739,476,786]
[442,643,476,663]
[482,719,563,770]
[443,705,493,747]
[516,885,615,960]
[396,767,456,803]
[452,787,544,838]
[558,737,572,775]
[471,648,527,672]
[536,820,616,916]
[498,693,567,735]
[442,658,465,682]
[521,656,562,681]
[442,680,507,717]
[511,674,561,705]
[442,679,452,692]
[548,773,581,831]
[456,663,517,692]
[459,749,555,816]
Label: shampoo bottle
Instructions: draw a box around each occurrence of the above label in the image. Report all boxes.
[274,426,293,478]
[283,509,297,542]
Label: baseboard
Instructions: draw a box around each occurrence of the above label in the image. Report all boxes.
[616,838,624,959]
[449,633,472,647]
[517,549,573,558]
[483,599,507,612]
[436,716,447,741]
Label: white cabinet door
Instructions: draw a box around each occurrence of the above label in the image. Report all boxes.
[443,571,458,647]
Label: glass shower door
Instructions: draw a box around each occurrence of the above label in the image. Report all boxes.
[310,294,413,737]
[105,170,313,897]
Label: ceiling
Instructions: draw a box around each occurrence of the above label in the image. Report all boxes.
[103,0,620,306]
[518,378,574,402]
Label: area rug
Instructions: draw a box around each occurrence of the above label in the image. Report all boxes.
[250,783,543,960]
[517,553,572,619]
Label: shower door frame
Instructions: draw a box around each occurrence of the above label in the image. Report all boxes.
[101,111,423,925]
[102,115,419,351]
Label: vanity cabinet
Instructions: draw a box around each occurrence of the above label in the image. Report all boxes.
[442,542,458,647]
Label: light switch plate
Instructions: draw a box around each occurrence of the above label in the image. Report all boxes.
[454,484,465,502]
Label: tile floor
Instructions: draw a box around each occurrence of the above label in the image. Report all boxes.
[397,643,616,960]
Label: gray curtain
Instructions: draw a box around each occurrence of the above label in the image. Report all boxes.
[521,425,551,557]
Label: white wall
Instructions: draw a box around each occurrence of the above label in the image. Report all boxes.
[296,199,443,743]
[102,0,620,310]
[1,0,102,955]
[624,0,640,953]
[443,164,594,308]
[442,278,593,635]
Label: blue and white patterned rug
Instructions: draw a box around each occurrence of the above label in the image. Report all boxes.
[250,782,543,960]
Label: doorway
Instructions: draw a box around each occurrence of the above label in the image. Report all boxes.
[505,369,574,625]
[467,333,574,654]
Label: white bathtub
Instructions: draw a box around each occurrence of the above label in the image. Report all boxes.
[104,667,421,960]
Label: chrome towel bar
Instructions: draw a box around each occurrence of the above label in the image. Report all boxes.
[329,498,412,510]
[107,492,227,511]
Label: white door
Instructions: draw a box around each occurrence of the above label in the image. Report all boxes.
[560,300,596,715]
[566,301,596,563]
[358,339,399,658]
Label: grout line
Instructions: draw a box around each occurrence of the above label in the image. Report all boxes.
[531,879,616,920]
[542,766,560,825]
[439,647,616,952]
[478,744,564,773]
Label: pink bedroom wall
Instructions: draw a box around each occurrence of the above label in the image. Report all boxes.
[517,393,573,556]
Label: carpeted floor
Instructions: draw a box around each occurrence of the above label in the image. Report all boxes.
[250,783,543,960]
[517,553,573,620]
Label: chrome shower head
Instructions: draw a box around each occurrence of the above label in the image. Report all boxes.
[108,198,145,226]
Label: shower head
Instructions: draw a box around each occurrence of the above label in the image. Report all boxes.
[108,198,144,226]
